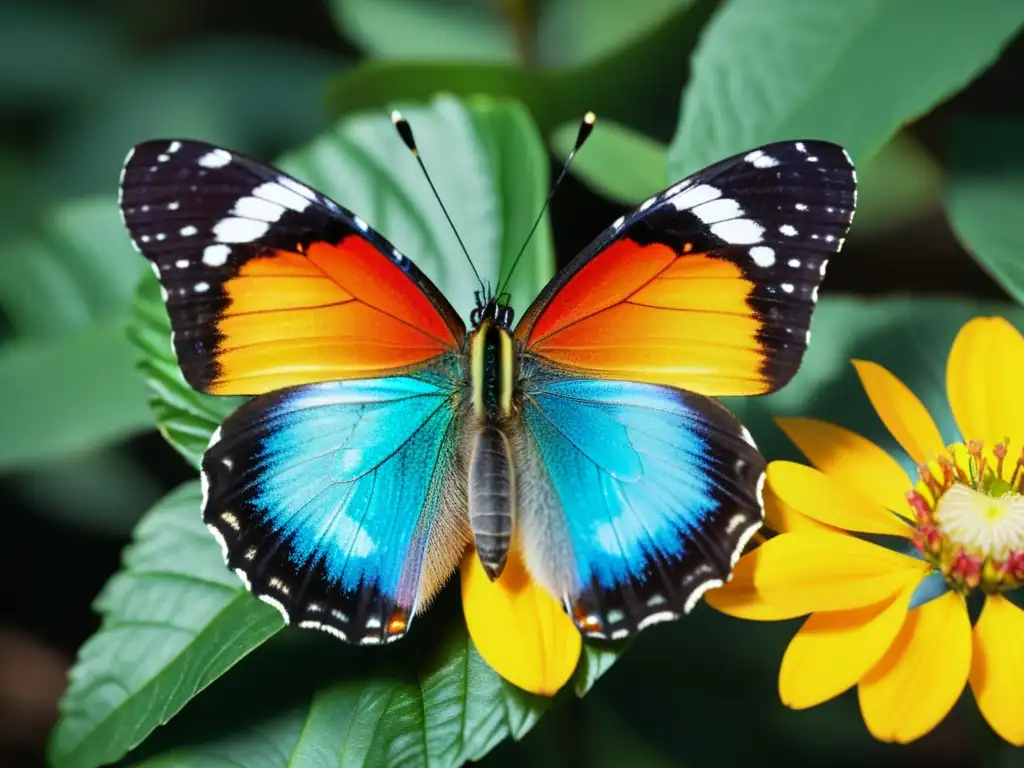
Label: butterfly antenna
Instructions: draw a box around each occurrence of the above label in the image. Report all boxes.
[497,111,596,298]
[391,110,486,296]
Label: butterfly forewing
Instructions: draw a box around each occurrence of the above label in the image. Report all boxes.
[516,140,856,396]
[120,139,464,396]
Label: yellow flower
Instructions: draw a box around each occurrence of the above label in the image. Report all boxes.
[707,316,1024,746]
[460,542,582,696]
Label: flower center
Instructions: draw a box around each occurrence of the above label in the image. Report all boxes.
[906,439,1024,594]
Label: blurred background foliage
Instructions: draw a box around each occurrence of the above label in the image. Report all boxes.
[2,0,1024,766]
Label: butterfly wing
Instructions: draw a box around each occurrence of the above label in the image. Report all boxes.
[516,361,764,639]
[202,360,468,644]
[515,140,856,396]
[120,140,465,395]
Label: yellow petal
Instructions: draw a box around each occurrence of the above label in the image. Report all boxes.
[705,531,926,620]
[776,418,913,519]
[762,466,838,535]
[947,316,1024,446]
[461,546,581,696]
[852,359,946,465]
[705,547,806,620]
[858,591,971,744]
[769,461,913,538]
[779,575,920,709]
[970,594,1024,746]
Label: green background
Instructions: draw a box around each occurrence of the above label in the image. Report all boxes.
[2,1,1024,766]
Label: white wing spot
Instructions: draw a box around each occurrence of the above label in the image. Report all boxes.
[795,142,807,153]
[198,148,232,168]
[779,224,798,237]
[257,594,290,624]
[795,202,808,211]
[175,259,189,269]
[167,201,180,211]
[203,244,231,267]
[807,156,819,163]
[692,197,743,224]
[213,217,270,243]
[252,181,312,213]
[787,258,801,268]
[819,261,828,277]
[744,149,779,168]
[353,216,369,232]
[168,141,182,153]
[612,215,626,230]
[781,283,795,294]
[155,233,167,241]
[711,219,764,244]
[195,281,210,293]
[180,225,198,237]
[665,180,690,198]
[639,195,657,212]
[232,196,285,223]
[811,286,819,302]
[140,234,151,243]
[277,176,317,201]
[638,610,680,629]
[157,153,170,163]
[749,246,775,267]
[299,620,348,642]
[668,183,720,212]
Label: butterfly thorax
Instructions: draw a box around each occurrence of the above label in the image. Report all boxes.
[466,305,519,580]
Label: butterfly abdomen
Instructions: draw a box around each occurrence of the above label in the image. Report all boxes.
[468,426,516,579]
[466,315,519,579]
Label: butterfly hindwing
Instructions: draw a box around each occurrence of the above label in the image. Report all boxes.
[201,360,469,644]
[515,140,856,397]
[120,140,465,395]
[515,361,765,639]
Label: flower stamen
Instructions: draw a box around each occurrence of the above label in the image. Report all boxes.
[907,440,1024,594]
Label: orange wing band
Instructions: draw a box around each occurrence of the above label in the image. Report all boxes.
[211,236,458,394]
[519,239,767,396]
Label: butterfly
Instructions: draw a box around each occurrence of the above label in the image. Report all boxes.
[119,118,856,646]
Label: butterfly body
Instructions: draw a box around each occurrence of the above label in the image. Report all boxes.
[120,134,856,646]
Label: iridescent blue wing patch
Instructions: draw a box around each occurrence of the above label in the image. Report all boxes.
[201,362,467,645]
[517,362,765,640]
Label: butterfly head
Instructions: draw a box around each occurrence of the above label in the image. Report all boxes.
[470,290,514,331]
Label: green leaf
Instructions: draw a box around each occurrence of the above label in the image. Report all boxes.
[853,133,942,236]
[43,38,345,200]
[669,0,1024,177]
[0,323,151,470]
[11,447,163,536]
[724,295,1024,468]
[49,482,285,768]
[50,479,563,768]
[331,0,519,64]
[0,5,125,106]
[945,118,1024,306]
[0,197,143,337]
[325,4,712,139]
[333,0,698,69]
[128,272,243,471]
[550,119,668,205]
